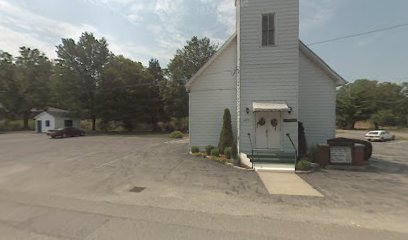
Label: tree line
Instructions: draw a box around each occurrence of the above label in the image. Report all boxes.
[337,79,408,129]
[2,33,406,132]
[0,32,217,131]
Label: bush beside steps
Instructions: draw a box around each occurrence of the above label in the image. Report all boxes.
[205,145,215,155]
[191,144,243,168]
[211,148,220,157]
[296,160,311,170]
[224,147,232,159]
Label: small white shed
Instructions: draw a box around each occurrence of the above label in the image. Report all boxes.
[33,108,80,133]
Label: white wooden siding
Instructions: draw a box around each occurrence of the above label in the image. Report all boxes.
[299,50,337,147]
[55,118,80,129]
[34,112,81,133]
[189,38,238,149]
[239,0,299,153]
[34,112,55,133]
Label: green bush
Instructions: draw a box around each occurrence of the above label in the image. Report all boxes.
[296,159,312,171]
[169,131,184,139]
[224,147,232,159]
[218,109,234,153]
[191,146,200,153]
[211,148,220,157]
[205,145,215,155]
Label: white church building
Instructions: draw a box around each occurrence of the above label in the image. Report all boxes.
[186,0,346,170]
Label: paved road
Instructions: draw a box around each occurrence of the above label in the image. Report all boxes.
[0,132,407,239]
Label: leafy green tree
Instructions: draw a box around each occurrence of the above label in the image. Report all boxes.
[0,48,52,128]
[98,55,153,131]
[337,79,407,128]
[218,108,234,154]
[0,51,15,120]
[402,97,408,126]
[376,82,407,125]
[371,109,398,128]
[163,36,218,118]
[147,58,166,130]
[337,80,378,129]
[56,32,111,130]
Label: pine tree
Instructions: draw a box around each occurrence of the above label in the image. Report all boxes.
[218,108,234,154]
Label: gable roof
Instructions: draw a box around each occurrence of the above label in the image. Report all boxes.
[33,107,77,119]
[46,107,69,113]
[299,41,347,86]
[186,34,347,90]
[185,33,237,91]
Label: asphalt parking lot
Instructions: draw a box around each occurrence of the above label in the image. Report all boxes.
[302,130,408,215]
[0,132,264,203]
[0,131,407,239]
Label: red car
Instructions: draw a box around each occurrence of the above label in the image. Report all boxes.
[47,127,85,138]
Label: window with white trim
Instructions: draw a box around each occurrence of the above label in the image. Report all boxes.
[262,13,275,46]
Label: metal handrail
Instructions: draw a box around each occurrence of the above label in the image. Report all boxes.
[286,133,298,165]
[247,133,254,168]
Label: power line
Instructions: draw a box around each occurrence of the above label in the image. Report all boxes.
[308,23,408,46]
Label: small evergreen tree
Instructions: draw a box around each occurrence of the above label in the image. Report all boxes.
[218,108,234,154]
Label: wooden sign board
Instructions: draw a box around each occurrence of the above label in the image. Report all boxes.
[330,146,353,164]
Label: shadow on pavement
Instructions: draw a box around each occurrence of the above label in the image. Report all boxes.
[365,158,408,175]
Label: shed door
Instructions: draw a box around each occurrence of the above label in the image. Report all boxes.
[36,120,42,133]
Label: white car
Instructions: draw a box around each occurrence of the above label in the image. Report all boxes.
[365,130,395,142]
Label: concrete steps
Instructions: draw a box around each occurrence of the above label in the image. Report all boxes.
[253,163,295,172]
[249,150,296,172]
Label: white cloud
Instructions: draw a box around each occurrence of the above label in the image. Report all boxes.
[0,0,235,66]
[154,0,183,15]
[0,0,98,58]
[84,0,189,64]
[83,0,136,7]
[215,0,236,34]
[300,0,338,33]
[126,2,147,23]
[85,0,236,53]
[198,0,235,34]
[0,0,98,38]
[0,0,157,64]
[0,25,56,57]
[127,14,143,24]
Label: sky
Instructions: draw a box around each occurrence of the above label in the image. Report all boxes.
[0,0,407,83]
